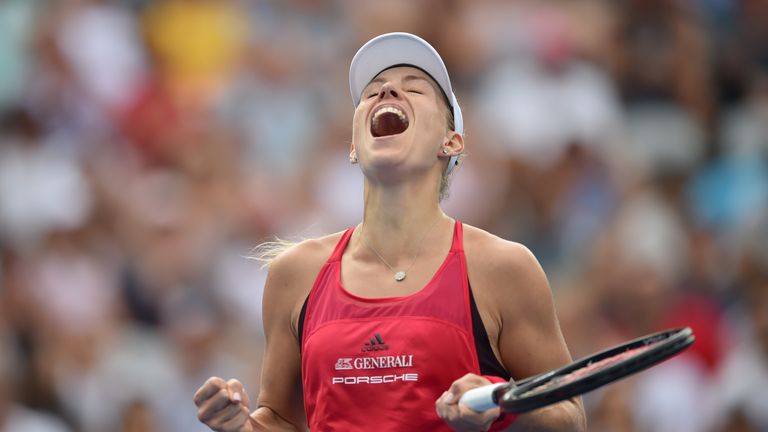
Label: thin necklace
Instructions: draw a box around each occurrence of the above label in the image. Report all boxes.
[360,218,441,282]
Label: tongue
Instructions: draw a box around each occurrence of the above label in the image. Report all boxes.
[371,112,408,137]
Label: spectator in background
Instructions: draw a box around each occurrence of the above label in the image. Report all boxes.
[52,0,147,114]
[616,0,714,126]
[0,0,40,111]
[616,0,713,184]
[119,400,159,432]
[716,223,768,432]
[0,1,766,431]
[142,0,247,109]
[0,109,92,251]
[471,2,625,270]
[216,41,321,181]
[0,330,72,432]
[716,274,768,431]
[475,4,624,171]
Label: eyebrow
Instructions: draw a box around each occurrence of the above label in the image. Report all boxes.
[403,75,432,84]
[366,74,433,88]
[364,72,453,113]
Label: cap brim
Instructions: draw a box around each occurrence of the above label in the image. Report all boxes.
[349,33,454,108]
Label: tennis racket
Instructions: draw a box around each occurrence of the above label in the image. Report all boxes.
[459,327,695,413]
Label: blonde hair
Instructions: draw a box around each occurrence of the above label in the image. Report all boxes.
[247,238,300,268]
[439,102,464,202]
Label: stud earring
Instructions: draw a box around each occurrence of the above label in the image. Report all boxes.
[442,148,449,155]
[350,150,358,164]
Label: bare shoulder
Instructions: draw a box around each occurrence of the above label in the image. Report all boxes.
[268,231,346,278]
[262,231,347,331]
[462,225,540,277]
[462,224,550,305]
[463,225,571,379]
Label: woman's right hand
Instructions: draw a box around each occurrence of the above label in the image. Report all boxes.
[194,377,254,432]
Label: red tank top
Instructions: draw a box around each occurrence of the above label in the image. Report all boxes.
[301,222,490,431]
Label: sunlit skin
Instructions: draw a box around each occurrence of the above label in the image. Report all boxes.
[351,66,463,190]
[346,66,465,275]
[194,65,585,432]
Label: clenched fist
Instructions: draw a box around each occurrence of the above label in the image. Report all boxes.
[194,377,254,432]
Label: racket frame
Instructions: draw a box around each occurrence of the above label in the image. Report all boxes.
[496,327,695,413]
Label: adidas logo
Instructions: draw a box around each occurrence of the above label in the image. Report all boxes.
[362,333,389,352]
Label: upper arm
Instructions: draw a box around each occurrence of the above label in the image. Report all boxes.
[256,240,328,428]
[470,237,586,429]
[493,244,573,380]
[466,232,572,380]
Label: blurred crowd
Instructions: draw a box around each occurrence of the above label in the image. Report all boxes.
[0,0,766,431]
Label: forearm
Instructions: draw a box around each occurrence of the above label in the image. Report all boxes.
[506,399,586,432]
[249,406,304,432]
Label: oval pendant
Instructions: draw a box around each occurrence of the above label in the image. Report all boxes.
[394,271,406,282]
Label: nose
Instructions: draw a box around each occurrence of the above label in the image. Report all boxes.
[378,83,400,100]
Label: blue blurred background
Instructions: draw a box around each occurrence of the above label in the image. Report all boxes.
[0,0,767,431]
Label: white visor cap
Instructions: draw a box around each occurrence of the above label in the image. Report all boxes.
[349,32,463,174]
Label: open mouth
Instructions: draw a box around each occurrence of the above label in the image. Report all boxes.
[370,106,409,137]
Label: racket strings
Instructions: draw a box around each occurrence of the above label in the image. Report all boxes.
[494,328,694,413]
[518,342,658,397]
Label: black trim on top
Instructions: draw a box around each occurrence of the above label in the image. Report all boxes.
[469,285,511,380]
[297,295,309,349]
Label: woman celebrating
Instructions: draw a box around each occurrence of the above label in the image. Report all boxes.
[194,33,586,431]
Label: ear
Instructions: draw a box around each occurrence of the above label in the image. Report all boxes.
[438,131,464,159]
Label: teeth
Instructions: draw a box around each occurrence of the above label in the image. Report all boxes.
[373,106,407,124]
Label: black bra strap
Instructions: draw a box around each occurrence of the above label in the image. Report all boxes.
[469,285,511,380]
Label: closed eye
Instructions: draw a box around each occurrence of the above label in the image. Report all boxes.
[407,89,423,94]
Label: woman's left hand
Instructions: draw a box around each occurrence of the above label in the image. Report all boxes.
[435,373,501,431]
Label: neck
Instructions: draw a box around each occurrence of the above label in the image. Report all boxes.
[356,176,449,265]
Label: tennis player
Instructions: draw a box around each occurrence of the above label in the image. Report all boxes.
[194,33,586,431]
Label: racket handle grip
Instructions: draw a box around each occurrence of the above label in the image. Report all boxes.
[459,383,505,412]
